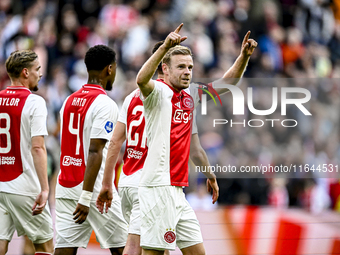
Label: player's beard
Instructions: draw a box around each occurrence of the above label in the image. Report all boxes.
[30,83,39,91]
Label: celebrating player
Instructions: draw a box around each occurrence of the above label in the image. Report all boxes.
[0,50,54,255]
[54,45,128,255]
[135,24,257,254]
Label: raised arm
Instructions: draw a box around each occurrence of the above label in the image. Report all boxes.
[190,133,219,204]
[73,138,106,224]
[31,135,49,216]
[96,121,126,213]
[214,31,258,95]
[136,23,187,98]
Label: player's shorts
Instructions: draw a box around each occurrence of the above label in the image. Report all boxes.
[55,198,128,249]
[139,185,203,251]
[0,192,53,244]
[118,187,140,235]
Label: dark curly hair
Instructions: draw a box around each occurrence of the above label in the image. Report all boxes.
[85,45,116,71]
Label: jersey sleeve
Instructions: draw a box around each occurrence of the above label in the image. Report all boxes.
[90,95,118,140]
[140,80,163,110]
[30,95,48,137]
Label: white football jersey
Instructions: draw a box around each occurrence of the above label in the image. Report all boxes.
[0,86,48,196]
[56,84,120,202]
[140,80,198,187]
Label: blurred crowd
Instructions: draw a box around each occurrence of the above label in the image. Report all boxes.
[1,0,340,213]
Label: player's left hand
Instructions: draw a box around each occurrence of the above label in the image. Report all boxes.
[32,190,49,216]
[96,185,113,214]
[240,31,258,57]
[207,178,219,204]
[73,203,90,224]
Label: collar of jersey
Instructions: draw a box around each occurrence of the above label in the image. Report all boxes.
[157,79,183,96]
[83,84,106,93]
[8,86,31,92]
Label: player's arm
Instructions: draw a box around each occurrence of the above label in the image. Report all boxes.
[73,138,106,224]
[213,31,258,95]
[190,134,219,204]
[96,121,126,214]
[31,135,49,216]
[136,23,187,98]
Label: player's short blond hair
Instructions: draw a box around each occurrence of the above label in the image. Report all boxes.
[5,50,38,78]
[162,46,193,67]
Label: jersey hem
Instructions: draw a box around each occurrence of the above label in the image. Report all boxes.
[171,182,189,187]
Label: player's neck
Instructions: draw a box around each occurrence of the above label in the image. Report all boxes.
[87,77,105,89]
[165,79,182,93]
[11,79,28,88]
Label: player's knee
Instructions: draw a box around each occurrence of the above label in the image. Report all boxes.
[181,243,206,255]
[54,247,78,255]
[109,246,125,255]
[0,246,8,255]
[124,238,142,255]
[0,240,9,255]
[34,238,54,254]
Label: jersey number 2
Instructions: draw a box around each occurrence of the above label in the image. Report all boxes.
[127,105,146,148]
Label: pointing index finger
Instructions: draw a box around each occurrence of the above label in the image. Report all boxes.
[174,23,183,34]
[242,31,251,46]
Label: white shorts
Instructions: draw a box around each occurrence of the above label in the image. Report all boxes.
[139,186,203,251]
[0,192,53,244]
[118,187,140,235]
[55,198,128,249]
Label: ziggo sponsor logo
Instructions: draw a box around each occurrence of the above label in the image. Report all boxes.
[62,156,82,166]
[127,148,143,159]
[173,109,192,124]
[0,156,15,165]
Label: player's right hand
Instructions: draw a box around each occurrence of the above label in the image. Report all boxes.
[96,185,113,214]
[207,178,219,204]
[163,23,187,49]
[32,190,48,216]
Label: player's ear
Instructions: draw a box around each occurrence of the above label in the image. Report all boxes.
[22,68,29,78]
[162,63,168,75]
[106,64,112,76]
[107,62,116,76]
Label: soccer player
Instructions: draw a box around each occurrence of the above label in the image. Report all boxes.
[96,41,218,255]
[135,24,257,254]
[0,50,54,255]
[54,45,128,255]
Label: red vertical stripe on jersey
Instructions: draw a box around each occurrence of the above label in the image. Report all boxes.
[59,85,106,188]
[123,90,148,176]
[0,87,31,181]
[167,83,194,187]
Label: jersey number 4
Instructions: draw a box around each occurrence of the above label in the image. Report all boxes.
[69,113,81,155]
